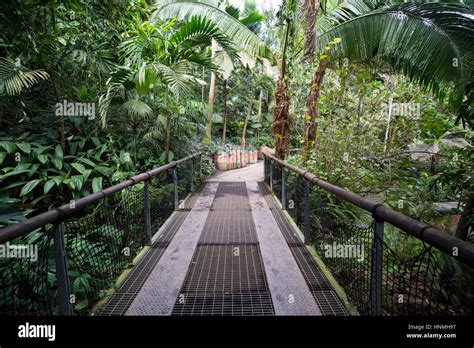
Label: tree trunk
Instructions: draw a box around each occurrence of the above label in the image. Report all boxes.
[51,80,66,152]
[201,66,205,103]
[241,98,253,149]
[303,0,321,61]
[221,80,228,145]
[164,111,171,163]
[255,89,263,137]
[303,57,328,161]
[383,97,393,155]
[455,190,473,241]
[273,79,291,159]
[272,18,291,160]
[356,89,364,129]
[204,39,218,144]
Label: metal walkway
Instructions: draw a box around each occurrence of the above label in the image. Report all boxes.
[100,181,347,316]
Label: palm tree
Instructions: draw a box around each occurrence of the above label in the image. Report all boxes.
[99,16,237,162]
[273,0,299,159]
[153,0,273,144]
[302,0,474,160]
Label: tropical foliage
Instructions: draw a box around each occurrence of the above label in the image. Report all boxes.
[0,0,473,315]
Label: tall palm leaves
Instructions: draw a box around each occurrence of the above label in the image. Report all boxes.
[0,58,49,96]
[153,0,273,60]
[302,0,474,161]
[317,1,474,120]
[99,16,234,125]
[153,0,272,144]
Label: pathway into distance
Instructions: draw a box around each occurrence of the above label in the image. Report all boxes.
[100,162,347,316]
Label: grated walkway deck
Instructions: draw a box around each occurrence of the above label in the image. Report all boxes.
[100,180,347,316]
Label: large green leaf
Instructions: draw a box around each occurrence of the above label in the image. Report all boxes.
[16,143,31,153]
[51,158,63,170]
[154,1,273,60]
[20,179,41,197]
[55,144,64,160]
[0,169,31,180]
[92,177,103,193]
[37,154,48,164]
[318,2,474,110]
[71,162,86,174]
[0,141,15,154]
[44,180,55,194]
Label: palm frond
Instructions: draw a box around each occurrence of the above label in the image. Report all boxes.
[0,58,49,95]
[121,99,154,118]
[119,20,163,68]
[318,2,474,108]
[99,66,134,127]
[136,65,158,95]
[214,50,235,80]
[153,61,195,99]
[153,0,274,61]
[240,11,265,27]
[170,15,238,60]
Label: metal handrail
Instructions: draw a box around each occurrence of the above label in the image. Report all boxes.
[0,152,202,243]
[263,150,474,268]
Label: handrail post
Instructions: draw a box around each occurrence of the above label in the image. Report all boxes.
[198,154,202,178]
[369,216,384,315]
[53,222,74,315]
[143,180,152,245]
[304,179,311,245]
[281,166,286,209]
[269,159,273,191]
[173,167,179,210]
[263,156,267,183]
[189,158,194,192]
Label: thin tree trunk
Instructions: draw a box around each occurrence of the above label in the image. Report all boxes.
[255,89,263,137]
[204,39,218,144]
[221,80,228,145]
[383,97,393,155]
[201,66,205,103]
[303,57,329,161]
[272,18,291,160]
[51,80,66,152]
[164,111,171,163]
[303,0,321,61]
[241,98,253,149]
[356,89,363,129]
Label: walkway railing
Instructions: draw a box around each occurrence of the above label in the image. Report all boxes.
[263,151,474,315]
[0,153,202,315]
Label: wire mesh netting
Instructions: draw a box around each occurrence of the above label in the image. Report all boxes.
[380,227,473,315]
[267,158,474,316]
[177,162,192,208]
[149,172,175,234]
[0,227,54,315]
[63,184,147,314]
[0,155,203,316]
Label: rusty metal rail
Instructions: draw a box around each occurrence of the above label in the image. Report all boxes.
[263,150,473,316]
[263,150,474,268]
[0,153,202,315]
[0,153,201,243]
